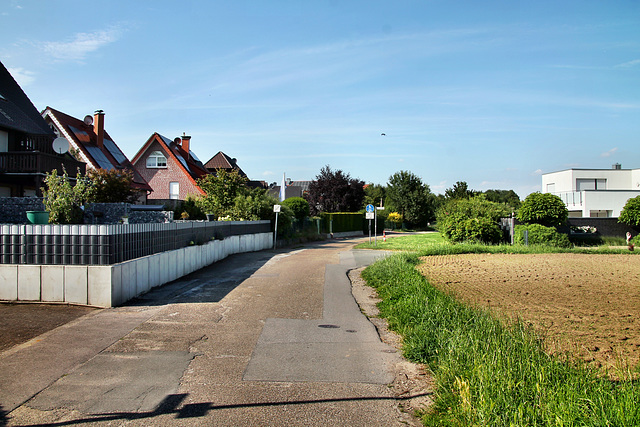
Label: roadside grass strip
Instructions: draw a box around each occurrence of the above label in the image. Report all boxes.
[361,253,640,426]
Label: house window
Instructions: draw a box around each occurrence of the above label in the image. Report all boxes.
[546,183,555,193]
[169,182,179,200]
[146,151,167,168]
[576,179,606,191]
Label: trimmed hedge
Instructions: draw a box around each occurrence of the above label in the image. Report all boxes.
[320,212,363,233]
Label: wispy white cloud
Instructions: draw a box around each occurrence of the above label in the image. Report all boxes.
[41,26,125,61]
[532,169,543,176]
[7,67,35,87]
[615,59,640,69]
[600,147,618,157]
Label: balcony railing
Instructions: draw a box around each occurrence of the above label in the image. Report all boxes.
[556,191,583,207]
[0,151,85,175]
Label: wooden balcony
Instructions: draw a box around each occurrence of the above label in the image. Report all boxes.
[0,151,86,176]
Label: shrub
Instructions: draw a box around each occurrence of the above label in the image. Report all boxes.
[517,192,568,227]
[174,194,206,220]
[387,212,403,229]
[42,168,92,224]
[619,195,640,227]
[282,197,310,221]
[514,224,571,247]
[436,196,510,244]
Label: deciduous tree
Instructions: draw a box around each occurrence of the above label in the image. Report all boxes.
[305,165,364,215]
[386,170,436,228]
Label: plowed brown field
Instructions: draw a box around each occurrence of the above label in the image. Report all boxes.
[417,253,640,375]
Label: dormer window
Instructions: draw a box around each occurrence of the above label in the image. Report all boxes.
[146,151,167,168]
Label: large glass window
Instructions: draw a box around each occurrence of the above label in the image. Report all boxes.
[576,179,606,191]
[146,151,167,168]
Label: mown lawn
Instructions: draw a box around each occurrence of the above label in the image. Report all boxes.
[359,235,640,426]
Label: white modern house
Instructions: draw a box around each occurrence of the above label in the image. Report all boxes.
[542,164,640,218]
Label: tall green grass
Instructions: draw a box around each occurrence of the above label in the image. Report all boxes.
[355,232,638,255]
[361,253,640,426]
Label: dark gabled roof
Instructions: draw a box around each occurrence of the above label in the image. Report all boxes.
[43,107,152,192]
[204,151,247,177]
[0,60,54,136]
[131,133,209,195]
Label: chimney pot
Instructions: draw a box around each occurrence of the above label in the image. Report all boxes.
[94,110,105,148]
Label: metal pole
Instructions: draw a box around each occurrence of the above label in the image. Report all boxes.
[273,212,278,249]
[374,207,377,246]
[369,219,371,244]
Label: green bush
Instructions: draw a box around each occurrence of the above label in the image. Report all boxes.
[282,197,310,221]
[619,195,640,227]
[173,195,206,220]
[514,224,571,247]
[436,196,509,244]
[320,212,363,233]
[517,192,568,227]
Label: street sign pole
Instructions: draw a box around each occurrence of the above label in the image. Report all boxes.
[366,204,375,245]
[273,205,281,249]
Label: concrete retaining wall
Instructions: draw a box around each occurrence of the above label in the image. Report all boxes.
[0,232,272,308]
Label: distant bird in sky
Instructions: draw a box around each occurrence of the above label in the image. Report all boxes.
[381,133,386,136]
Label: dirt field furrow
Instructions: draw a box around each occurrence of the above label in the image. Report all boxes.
[417,253,640,376]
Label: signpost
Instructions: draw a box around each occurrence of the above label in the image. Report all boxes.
[273,204,281,249]
[366,204,375,243]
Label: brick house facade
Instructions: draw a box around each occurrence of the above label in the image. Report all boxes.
[132,133,208,201]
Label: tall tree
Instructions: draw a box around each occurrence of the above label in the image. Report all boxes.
[363,183,386,208]
[305,165,365,215]
[483,189,521,210]
[196,170,248,218]
[444,181,477,200]
[386,170,436,227]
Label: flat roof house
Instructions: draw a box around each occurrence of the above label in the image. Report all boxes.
[542,164,640,217]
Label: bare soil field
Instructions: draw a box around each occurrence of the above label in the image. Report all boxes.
[417,253,640,376]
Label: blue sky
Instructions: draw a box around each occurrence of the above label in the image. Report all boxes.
[2,1,639,197]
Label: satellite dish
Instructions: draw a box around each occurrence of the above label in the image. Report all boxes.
[52,137,70,154]
[83,115,93,126]
[173,137,181,144]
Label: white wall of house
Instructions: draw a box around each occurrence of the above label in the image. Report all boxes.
[542,167,640,217]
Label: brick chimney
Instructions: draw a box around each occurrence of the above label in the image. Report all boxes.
[181,133,191,155]
[94,110,105,148]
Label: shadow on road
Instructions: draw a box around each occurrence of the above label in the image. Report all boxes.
[10,392,432,426]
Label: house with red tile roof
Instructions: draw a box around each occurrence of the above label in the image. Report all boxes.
[204,151,267,189]
[131,133,209,201]
[42,107,152,200]
[204,151,248,177]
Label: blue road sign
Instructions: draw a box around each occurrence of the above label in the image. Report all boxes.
[366,204,375,213]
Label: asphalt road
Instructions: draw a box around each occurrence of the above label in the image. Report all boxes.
[1,238,421,426]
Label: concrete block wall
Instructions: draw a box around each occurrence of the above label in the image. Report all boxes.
[0,232,273,308]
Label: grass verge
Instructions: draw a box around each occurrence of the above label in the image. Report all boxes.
[361,253,640,426]
[355,232,638,255]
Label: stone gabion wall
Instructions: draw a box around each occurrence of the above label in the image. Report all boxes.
[84,203,173,224]
[0,199,172,224]
[0,198,45,224]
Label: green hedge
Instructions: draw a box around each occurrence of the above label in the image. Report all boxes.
[514,223,571,247]
[320,212,363,233]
